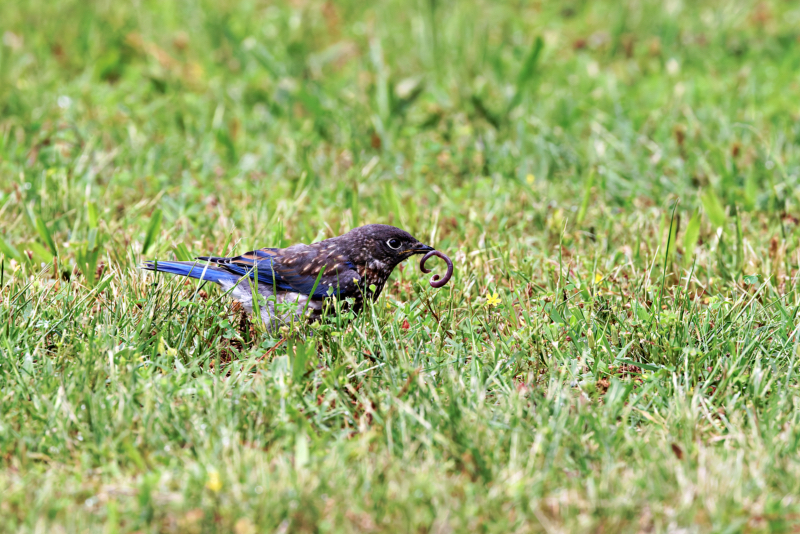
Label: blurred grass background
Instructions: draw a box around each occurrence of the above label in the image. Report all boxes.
[2,0,800,532]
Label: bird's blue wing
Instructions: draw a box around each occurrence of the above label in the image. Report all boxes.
[197,248,289,289]
[198,247,362,298]
[271,256,361,298]
[140,260,241,284]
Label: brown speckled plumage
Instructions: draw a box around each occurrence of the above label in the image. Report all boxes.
[142,224,452,331]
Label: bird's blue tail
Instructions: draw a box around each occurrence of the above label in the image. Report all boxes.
[140,260,239,284]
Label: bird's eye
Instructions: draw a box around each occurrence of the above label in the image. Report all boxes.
[387,238,401,249]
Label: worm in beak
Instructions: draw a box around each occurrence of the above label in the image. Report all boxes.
[419,250,453,288]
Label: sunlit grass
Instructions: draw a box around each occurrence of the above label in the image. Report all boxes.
[2,0,800,531]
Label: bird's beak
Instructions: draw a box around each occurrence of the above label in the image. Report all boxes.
[405,243,435,256]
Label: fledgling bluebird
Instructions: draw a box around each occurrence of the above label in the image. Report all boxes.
[141,224,438,331]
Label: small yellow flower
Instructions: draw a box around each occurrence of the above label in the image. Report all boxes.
[526,174,535,185]
[594,273,603,283]
[486,292,501,307]
[205,470,222,492]
[160,339,178,357]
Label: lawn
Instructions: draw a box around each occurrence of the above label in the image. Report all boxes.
[2,0,800,531]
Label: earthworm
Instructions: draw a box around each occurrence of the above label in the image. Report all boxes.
[419,250,453,288]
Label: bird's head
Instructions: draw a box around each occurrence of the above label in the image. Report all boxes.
[345,224,434,268]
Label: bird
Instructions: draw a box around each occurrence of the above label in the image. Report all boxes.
[141,224,437,331]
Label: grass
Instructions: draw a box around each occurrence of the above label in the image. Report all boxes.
[2,0,800,531]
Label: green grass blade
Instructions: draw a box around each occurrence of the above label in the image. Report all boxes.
[141,209,163,256]
[701,189,726,228]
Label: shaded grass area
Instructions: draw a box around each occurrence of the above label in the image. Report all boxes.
[2,0,800,531]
